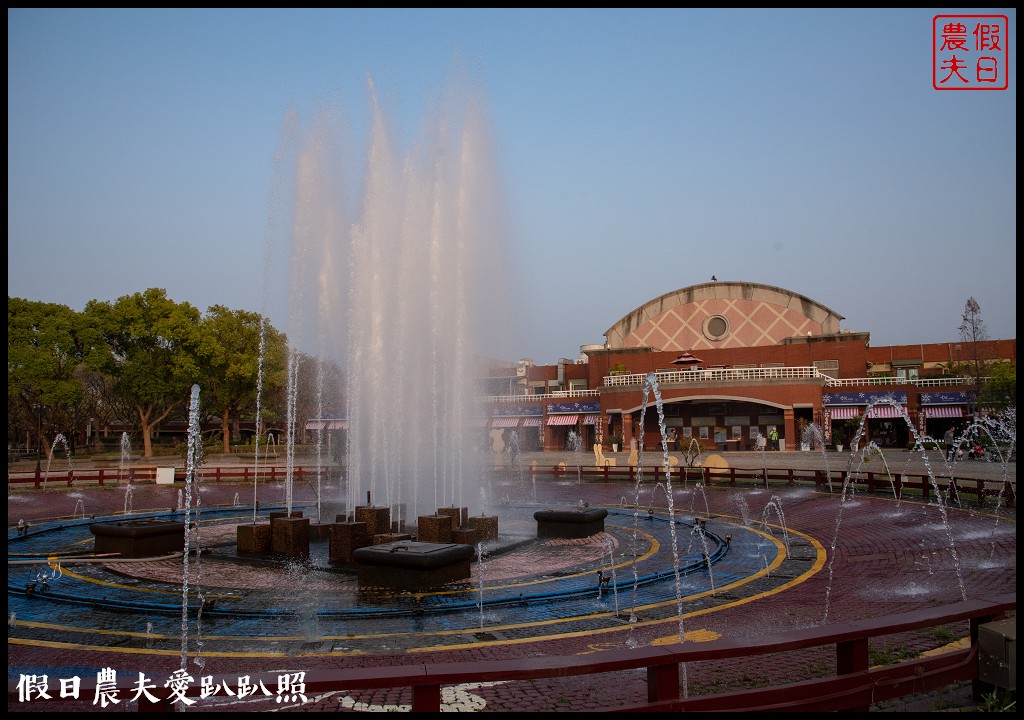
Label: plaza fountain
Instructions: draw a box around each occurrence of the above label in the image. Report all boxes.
[265,75,510,527]
[6,74,1016,711]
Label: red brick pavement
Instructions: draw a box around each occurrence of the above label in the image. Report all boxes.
[8,460,1016,712]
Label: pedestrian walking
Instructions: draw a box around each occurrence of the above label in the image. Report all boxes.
[944,427,956,461]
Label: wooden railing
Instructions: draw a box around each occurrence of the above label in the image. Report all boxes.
[6,465,338,489]
[8,463,1014,509]
[8,594,1014,712]
[547,463,1016,508]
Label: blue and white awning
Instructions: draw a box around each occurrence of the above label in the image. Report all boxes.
[826,407,860,420]
[867,405,905,419]
[924,406,964,418]
[547,415,579,426]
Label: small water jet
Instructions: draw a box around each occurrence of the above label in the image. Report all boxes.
[567,429,584,483]
[821,394,969,623]
[41,433,72,491]
[629,372,689,699]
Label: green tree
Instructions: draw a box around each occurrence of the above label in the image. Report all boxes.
[977,360,1016,413]
[957,297,989,409]
[7,297,89,455]
[202,305,288,453]
[84,289,210,457]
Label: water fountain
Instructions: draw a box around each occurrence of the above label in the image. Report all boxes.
[118,431,133,486]
[629,373,687,656]
[820,394,971,623]
[41,433,72,491]
[567,428,583,483]
[180,383,204,670]
[264,75,509,529]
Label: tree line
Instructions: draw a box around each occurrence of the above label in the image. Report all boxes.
[8,288,335,458]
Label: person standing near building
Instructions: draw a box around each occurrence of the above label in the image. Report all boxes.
[944,426,956,461]
[769,427,779,451]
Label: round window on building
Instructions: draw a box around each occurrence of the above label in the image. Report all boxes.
[703,315,730,341]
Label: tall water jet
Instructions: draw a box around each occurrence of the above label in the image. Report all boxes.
[270,73,510,521]
[180,383,203,670]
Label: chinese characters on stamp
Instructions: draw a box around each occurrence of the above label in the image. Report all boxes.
[934,15,1009,90]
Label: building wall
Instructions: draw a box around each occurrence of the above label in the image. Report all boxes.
[605,281,844,351]
[487,281,1015,454]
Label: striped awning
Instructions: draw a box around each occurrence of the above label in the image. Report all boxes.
[826,407,860,420]
[547,414,579,426]
[305,419,349,431]
[924,406,964,418]
[522,418,542,427]
[491,417,520,428]
[582,414,599,425]
[868,405,905,419]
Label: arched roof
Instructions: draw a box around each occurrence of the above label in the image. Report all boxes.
[605,281,844,351]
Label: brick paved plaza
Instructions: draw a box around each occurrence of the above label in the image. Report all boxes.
[8,450,1016,711]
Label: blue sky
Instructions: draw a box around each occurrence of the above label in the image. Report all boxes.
[8,8,1016,365]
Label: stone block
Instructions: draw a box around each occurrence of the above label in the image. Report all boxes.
[237,523,272,555]
[451,527,479,546]
[329,522,369,565]
[435,506,468,527]
[354,506,391,539]
[417,514,453,543]
[465,515,499,542]
[271,516,310,558]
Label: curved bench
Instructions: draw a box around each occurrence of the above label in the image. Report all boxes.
[534,507,608,539]
[353,541,475,590]
[91,519,185,558]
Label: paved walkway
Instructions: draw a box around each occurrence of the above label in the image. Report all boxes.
[7,450,1016,712]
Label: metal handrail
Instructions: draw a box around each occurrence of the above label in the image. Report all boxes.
[483,389,600,403]
[477,371,975,402]
[12,593,1011,712]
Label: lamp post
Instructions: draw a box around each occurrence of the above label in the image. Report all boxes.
[34,403,43,474]
[603,339,610,447]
